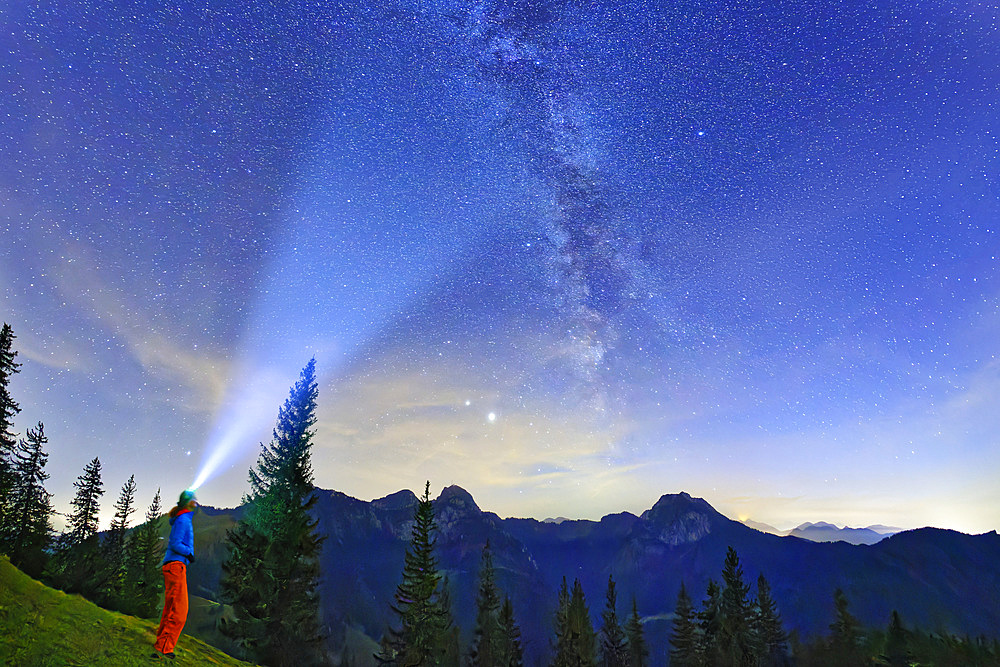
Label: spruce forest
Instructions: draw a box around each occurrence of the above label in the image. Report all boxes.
[2,321,999,666]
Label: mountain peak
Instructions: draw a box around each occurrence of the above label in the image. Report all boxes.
[640,492,719,545]
[645,492,715,517]
[371,489,418,511]
[436,485,480,512]
[806,521,839,530]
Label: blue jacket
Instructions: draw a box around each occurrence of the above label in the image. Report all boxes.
[162,509,194,566]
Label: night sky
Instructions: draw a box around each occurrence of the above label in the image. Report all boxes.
[3,0,998,534]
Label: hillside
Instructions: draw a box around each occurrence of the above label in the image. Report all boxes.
[0,556,255,667]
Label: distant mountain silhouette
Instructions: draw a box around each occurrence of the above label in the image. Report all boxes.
[788,521,887,545]
[740,518,783,535]
[742,517,902,545]
[866,523,905,535]
[190,487,1000,666]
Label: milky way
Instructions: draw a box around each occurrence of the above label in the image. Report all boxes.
[2,0,998,533]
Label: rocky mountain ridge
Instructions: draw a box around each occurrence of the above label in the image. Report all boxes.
[188,486,1000,666]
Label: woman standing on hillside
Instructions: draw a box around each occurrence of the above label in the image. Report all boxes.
[153,489,197,660]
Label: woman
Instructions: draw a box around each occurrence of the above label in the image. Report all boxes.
[153,489,197,659]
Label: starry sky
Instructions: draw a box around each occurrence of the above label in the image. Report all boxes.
[2,0,999,534]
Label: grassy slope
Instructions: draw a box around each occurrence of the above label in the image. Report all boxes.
[0,556,257,667]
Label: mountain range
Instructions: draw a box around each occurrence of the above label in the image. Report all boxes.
[742,518,902,545]
[185,486,1000,665]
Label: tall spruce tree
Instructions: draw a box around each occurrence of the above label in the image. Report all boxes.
[553,577,597,667]
[470,540,503,666]
[669,583,700,667]
[498,596,524,667]
[718,546,755,667]
[5,421,53,576]
[554,577,572,666]
[599,575,627,667]
[378,481,453,666]
[98,474,137,608]
[0,322,22,540]
[828,588,865,666]
[624,597,648,667]
[697,580,722,665]
[882,610,909,667]
[108,475,137,555]
[68,457,104,544]
[753,574,788,666]
[124,489,163,617]
[45,456,105,595]
[221,358,325,667]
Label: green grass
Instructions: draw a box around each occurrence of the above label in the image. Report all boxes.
[0,556,257,666]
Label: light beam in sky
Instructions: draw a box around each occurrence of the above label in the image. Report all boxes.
[191,365,291,491]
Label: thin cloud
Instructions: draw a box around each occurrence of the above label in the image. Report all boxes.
[48,239,230,414]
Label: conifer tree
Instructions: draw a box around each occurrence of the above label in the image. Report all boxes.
[98,474,137,607]
[882,610,909,667]
[554,577,597,667]
[718,546,754,666]
[108,475,137,554]
[697,580,722,665]
[471,541,503,666]
[68,456,105,544]
[554,577,572,666]
[828,588,865,666]
[45,456,105,595]
[377,481,453,666]
[221,520,272,652]
[669,583,700,667]
[124,489,163,617]
[5,421,53,576]
[221,359,325,667]
[753,574,788,666]
[0,322,22,538]
[498,596,524,667]
[624,597,648,667]
[599,575,627,667]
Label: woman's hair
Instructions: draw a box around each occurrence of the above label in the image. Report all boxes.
[168,489,197,519]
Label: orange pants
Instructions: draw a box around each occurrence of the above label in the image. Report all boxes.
[154,561,188,654]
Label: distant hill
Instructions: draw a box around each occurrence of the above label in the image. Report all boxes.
[182,486,1000,666]
[0,556,255,666]
[788,521,888,545]
[741,518,783,535]
[867,524,905,535]
[742,518,903,545]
